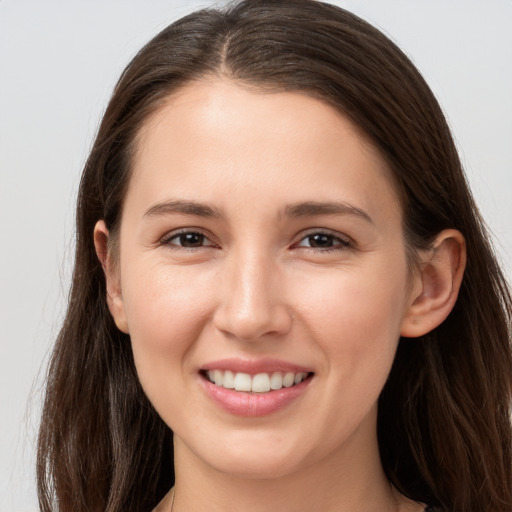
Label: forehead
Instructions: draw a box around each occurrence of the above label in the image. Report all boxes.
[127,78,401,222]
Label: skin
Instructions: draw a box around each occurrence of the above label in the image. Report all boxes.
[95,79,466,512]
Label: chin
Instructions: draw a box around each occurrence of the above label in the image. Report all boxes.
[177,428,317,480]
[211,451,309,480]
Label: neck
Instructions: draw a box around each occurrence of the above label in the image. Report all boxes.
[171,412,403,512]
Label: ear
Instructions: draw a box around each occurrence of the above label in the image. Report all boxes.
[400,229,466,338]
[93,220,129,334]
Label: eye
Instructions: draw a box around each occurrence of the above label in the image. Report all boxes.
[295,232,353,250]
[161,230,215,248]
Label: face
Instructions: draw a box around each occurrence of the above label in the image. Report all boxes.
[103,79,420,479]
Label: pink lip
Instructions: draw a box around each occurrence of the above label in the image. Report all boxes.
[200,378,312,417]
[198,358,314,417]
[201,357,311,375]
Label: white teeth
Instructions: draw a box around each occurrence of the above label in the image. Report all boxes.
[234,372,252,392]
[283,372,295,388]
[270,372,283,390]
[252,373,271,393]
[223,370,235,389]
[205,370,309,392]
[294,372,306,385]
[214,369,223,386]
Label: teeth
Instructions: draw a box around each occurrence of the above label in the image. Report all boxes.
[270,372,283,390]
[252,373,271,393]
[214,369,223,386]
[234,372,252,392]
[206,370,309,392]
[283,372,295,388]
[223,370,235,389]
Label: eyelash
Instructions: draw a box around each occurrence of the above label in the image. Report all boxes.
[160,229,354,252]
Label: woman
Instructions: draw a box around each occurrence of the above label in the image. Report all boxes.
[37,1,512,511]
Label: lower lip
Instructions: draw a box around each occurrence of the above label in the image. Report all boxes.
[200,376,312,417]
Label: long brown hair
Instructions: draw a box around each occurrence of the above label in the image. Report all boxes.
[37,1,512,510]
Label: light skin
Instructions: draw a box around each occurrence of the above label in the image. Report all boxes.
[94,79,466,511]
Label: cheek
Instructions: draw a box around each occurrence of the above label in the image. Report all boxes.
[120,261,216,396]
[123,257,215,332]
[296,262,407,336]
[293,260,408,380]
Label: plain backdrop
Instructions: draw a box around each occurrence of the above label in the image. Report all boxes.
[1,1,511,510]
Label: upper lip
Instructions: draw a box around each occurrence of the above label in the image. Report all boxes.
[200,357,313,375]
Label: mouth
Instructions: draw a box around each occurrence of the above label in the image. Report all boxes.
[201,369,313,393]
[199,359,315,416]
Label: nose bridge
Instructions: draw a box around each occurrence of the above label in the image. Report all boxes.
[214,245,290,341]
[235,249,273,314]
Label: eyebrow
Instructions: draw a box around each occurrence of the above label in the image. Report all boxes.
[143,199,373,224]
[143,200,222,219]
[284,201,373,224]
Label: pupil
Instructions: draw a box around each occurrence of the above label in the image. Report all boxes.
[309,234,333,247]
[180,233,203,247]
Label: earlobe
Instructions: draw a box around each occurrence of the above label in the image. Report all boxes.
[400,229,466,338]
[93,220,130,334]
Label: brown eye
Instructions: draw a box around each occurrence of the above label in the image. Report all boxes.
[305,234,335,248]
[177,233,205,247]
[296,232,352,250]
[163,231,214,248]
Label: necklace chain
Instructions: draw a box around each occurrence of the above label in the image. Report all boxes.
[169,487,175,512]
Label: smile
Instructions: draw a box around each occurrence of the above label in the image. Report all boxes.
[199,363,314,417]
[205,370,311,393]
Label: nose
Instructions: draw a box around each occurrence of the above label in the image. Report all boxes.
[212,250,292,342]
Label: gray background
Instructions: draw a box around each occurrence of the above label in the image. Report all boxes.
[1,1,511,510]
